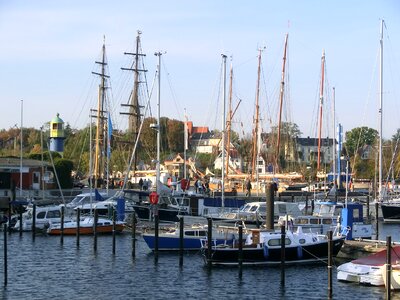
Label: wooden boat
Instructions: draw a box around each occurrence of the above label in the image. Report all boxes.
[337,245,400,286]
[48,216,125,235]
[202,226,346,266]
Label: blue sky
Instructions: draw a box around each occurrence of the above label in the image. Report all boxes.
[0,1,399,139]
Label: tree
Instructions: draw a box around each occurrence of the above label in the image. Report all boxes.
[344,127,379,156]
[166,119,184,153]
[53,158,74,188]
[270,122,302,138]
[237,135,253,173]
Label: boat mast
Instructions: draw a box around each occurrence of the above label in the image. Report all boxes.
[225,63,233,178]
[184,109,188,180]
[276,34,289,173]
[251,49,262,180]
[92,37,109,188]
[155,51,163,195]
[20,99,23,197]
[332,87,336,189]
[221,54,227,206]
[317,50,325,172]
[378,19,384,201]
[121,31,147,181]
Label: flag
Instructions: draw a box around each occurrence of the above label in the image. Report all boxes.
[95,189,104,201]
[107,112,112,159]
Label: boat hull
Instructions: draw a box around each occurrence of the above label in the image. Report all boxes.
[142,234,233,251]
[381,204,400,223]
[203,237,345,266]
[48,224,124,235]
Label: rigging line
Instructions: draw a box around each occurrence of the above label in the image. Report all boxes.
[121,66,157,191]
[161,59,183,119]
[351,47,380,168]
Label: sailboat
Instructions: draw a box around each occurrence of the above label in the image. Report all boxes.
[48,38,125,235]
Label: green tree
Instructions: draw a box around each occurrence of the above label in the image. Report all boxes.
[53,158,74,188]
[344,126,378,157]
[166,119,184,153]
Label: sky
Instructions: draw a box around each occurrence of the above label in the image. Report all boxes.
[0,0,399,140]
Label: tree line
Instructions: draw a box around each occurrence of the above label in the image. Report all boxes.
[0,121,399,185]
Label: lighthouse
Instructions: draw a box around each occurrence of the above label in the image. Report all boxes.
[49,113,65,156]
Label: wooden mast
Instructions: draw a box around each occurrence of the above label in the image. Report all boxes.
[317,50,325,171]
[225,63,233,178]
[251,49,262,180]
[120,31,147,180]
[93,38,108,188]
[276,33,289,172]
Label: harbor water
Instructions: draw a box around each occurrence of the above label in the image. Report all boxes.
[0,224,399,300]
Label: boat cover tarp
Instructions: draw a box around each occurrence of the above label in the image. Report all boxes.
[352,245,400,266]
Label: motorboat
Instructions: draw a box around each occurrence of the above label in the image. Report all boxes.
[202,226,347,266]
[12,205,73,232]
[337,245,400,286]
[47,216,125,235]
[142,223,240,251]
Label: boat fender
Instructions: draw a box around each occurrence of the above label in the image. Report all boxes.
[263,245,269,258]
[297,246,303,259]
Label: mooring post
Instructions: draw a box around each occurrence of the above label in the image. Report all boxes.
[311,199,315,215]
[305,194,309,215]
[19,209,23,236]
[3,224,7,286]
[265,183,275,231]
[132,213,136,258]
[32,204,36,240]
[112,208,116,255]
[94,209,98,252]
[60,205,64,245]
[375,202,379,240]
[154,207,159,262]
[207,218,212,269]
[238,225,243,277]
[76,208,80,248]
[328,230,333,298]
[179,217,184,266]
[386,236,392,299]
[366,195,370,222]
[280,225,285,286]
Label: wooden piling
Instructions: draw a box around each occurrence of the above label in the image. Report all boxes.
[179,217,184,266]
[154,212,159,261]
[32,204,36,240]
[60,206,64,245]
[3,224,7,286]
[328,230,333,298]
[207,218,212,269]
[112,209,116,255]
[375,202,379,240]
[132,213,136,258]
[76,208,80,248]
[366,195,370,222]
[280,225,285,286]
[386,236,392,299]
[265,183,275,231]
[305,195,309,215]
[238,225,243,277]
[94,209,98,251]
[19,209,23,236]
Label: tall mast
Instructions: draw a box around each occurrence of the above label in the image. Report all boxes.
[332,87,336,186]
[378,19,384,201]
[251,49,262,180]
[317,50,325,171]
[155,51,163,195]
[121,31,147,180]
[184,109,188,180]
[92,37,109,188]
[221,54,227,206]
[225,63,233,178]
[276,34,289,173]
[20,99,23,196]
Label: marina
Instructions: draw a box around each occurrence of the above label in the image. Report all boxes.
[0,222,398,299]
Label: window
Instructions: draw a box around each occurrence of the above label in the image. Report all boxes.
[37,212,46,219]
[299,239,306,244]
[47,210,61,218]
[267,238,291,246]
